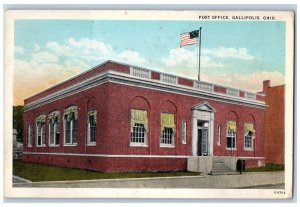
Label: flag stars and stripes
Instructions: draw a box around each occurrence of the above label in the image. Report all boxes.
[180,30,199,47]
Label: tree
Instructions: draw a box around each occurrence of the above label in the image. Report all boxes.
[13,105,24,142]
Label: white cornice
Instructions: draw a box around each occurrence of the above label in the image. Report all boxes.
[24,70,266,112]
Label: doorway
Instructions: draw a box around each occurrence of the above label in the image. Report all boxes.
[197,121,209,156]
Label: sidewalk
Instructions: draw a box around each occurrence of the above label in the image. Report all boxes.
[13,171,284,189]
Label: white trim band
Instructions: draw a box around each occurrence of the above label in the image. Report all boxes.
[25,70,266,112]
[23,151,189,158]
[23,151,265,160]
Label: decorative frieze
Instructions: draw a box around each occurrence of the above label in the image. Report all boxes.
[227,88,239,97]
[130,66,151,79]
[194,81,214,92]
[160,73,178,84]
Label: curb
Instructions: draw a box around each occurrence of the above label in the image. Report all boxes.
[13,175,31,183]
[13,175,205,185]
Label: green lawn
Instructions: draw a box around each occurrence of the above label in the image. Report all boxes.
[13,160,200,182]
[246,163,284,172]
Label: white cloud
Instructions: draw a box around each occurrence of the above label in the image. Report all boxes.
[45,37,147,66]
[202,70,284,92]
[14,58,87,105]
[31,51,59,64]
[14,46,24,54]
[202,47,254,60]
[161,47,224,70]
[34,43,40,52]
[117,50,148,65]
[46,41,77,57]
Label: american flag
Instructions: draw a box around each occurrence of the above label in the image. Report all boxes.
[180,30,199,47]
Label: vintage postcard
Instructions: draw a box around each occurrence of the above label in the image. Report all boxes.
[4,10,294,199]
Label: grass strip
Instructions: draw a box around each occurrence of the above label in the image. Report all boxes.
[13,160,200,182]
[246,163,284,172]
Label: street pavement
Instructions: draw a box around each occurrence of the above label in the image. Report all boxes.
[13,171,284,189]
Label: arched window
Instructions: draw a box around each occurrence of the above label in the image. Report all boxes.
[160,113,175,146]
[159,100,177,147]
[48,111,61,146]
[129,96,150,147]
[244,123,255,150]
[130,109,148,146]
[63,106,78,145]
[87,110,97,145]
[226,121,236,149]
[36,115,46,146]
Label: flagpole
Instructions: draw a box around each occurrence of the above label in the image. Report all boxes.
[198,27,202,81]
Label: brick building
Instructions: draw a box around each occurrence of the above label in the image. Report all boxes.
[22,60,266,173]
[263,80,285,164]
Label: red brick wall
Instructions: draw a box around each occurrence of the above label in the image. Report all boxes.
[22,154,187,172]
[151,71,160,80]
[178,77,194,87]
[214,85,227,94]
[256,94,265,102]
[264,84,285,164]
[24,81,265,161]
[23,72,266,171]
[239,91,245,98]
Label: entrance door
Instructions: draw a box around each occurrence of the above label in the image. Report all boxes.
[197,121,209,156]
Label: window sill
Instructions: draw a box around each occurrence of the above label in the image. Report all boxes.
[63,144,77,147]
[226,148,237,151]
[27,145,32,148]
[49,145,60,147]
[87,143,96,146]
[160,145,175,148]
[244,148,253,151]
[130,143,148,147]
[181,141,187,145]
[36,145,46,148]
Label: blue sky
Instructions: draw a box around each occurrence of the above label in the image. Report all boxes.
[14,20,286,105]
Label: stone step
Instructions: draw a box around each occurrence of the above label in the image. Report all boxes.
[211,157,237,175]
[212,166,232,169]
[212,168,231,171]
[213,162,226,166]
[211,171,240,175]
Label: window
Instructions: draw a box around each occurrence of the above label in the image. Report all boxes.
[63,106,78,145]
[27,124,32,147]
[87,110,97,145]
[244,123,255,150]
[217,125,221,145]
[49,111,60,146]
[160,113,175,146]
[130,109,148,146]
[181,121,187,144]
[226,121,236,149]
[36,115,46,146]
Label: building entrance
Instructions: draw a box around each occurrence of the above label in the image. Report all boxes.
[197,121,209,156]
